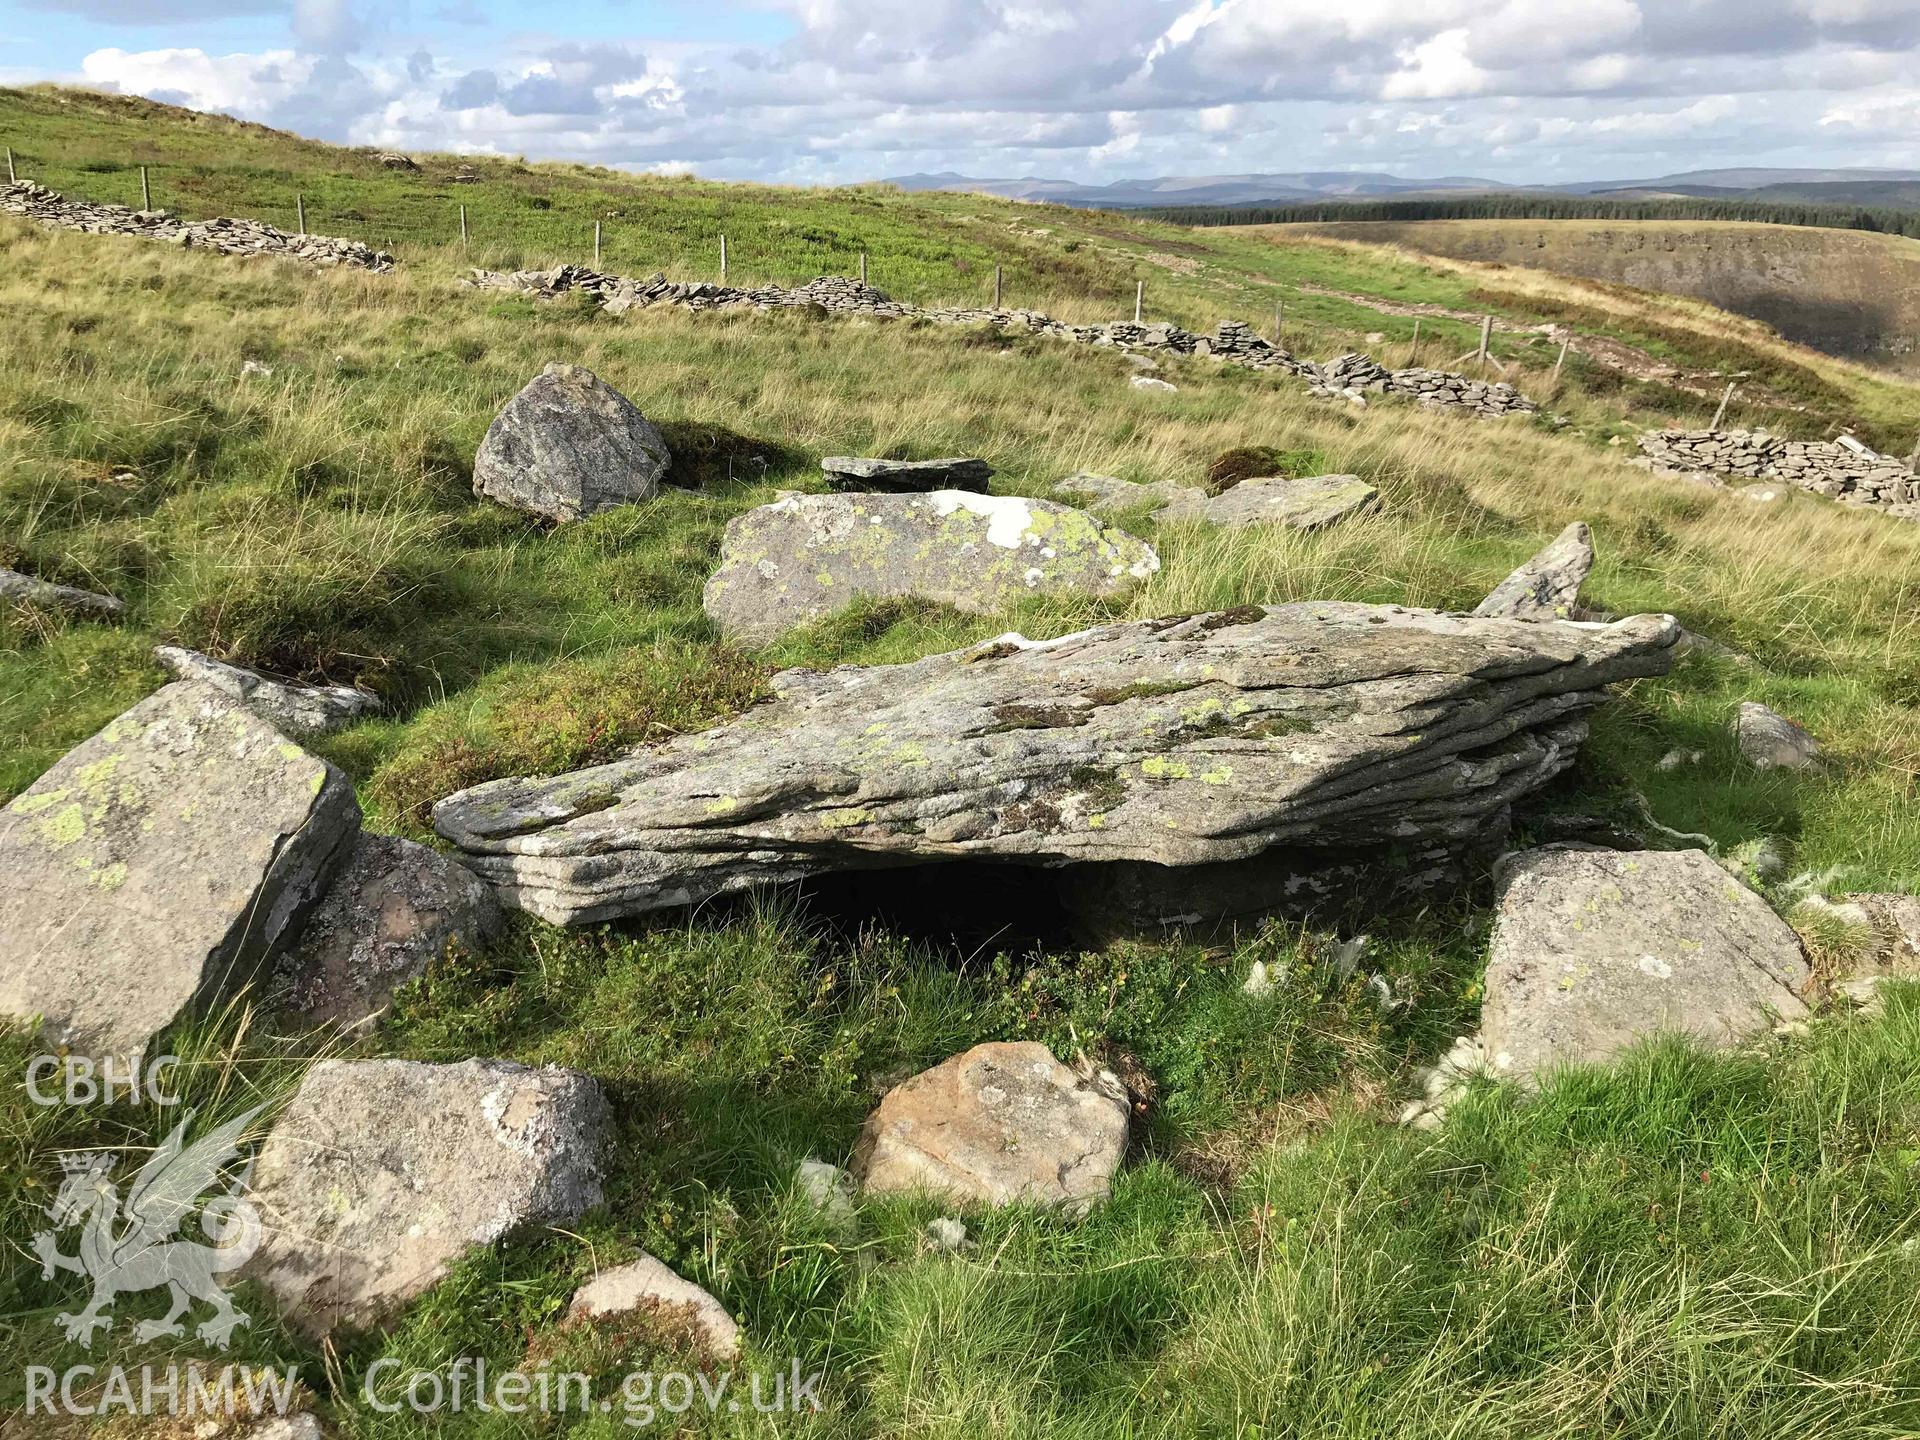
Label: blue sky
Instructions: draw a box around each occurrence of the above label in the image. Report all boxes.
[4,1,1918,184]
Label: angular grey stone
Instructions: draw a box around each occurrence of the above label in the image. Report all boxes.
[154,646,380,738]
[1471,521,1595,621]
[276,833,504,1029]
[0,566,125,618]
[1129,375,1178,393]
[0,683,359,1056]
[702,490,1159,644]
[1481,848,1810,1081]
[1734,701,1821,771]
[568,1256,740,1360]
[852,1041,1128,1213]
[433,605,1679,926]
[245,1058,608,1337]
[1060,472,1378,532]
[819,456,992,493]
[472,364,671,522]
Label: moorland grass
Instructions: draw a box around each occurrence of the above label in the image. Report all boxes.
[1,124,1919,1435]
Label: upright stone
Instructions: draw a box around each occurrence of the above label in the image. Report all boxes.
[472,364,670,522]
[0,683,359,1055]
[244,1058,608,1337]
[1480,848,1809,1081]
[1471,521,1595,620]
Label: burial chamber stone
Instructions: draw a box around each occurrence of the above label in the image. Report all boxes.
[434,604,1680,927]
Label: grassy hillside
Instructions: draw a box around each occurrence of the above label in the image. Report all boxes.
[1277,217,1920,377]
[3,88,1920,1438]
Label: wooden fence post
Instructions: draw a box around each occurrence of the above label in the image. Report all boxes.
[719,233,728,283]
[140,165,151,210]
[1477,314,1492,369]
[993,264,1002,308]
[459,204,468,250]
[1134,280,1144,324]
[296,193,305,234]
[6,148,15,184]
[859,251,867,285]
[1273,302,1284,344]
[1409,317,1421,362]
[1553,331,1571,377]
[1907,434,1919,470]
[593,221,602,267]
[1710,382,1736,429]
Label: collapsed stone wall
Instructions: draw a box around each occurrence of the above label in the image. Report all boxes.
[2,180,394,271]
[1636,429,1919,520]
[466,263,1540,421]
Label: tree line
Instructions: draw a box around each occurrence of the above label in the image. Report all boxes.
[1133,194,1920,239]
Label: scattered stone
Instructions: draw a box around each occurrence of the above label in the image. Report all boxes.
[2,180,393,271]
[0,683,358,1055]
[275,833,503,1030]
[568,1255,740,1361]
[925,1217,970,1252]
[702,490,1159,644]
[1397,1034,1491,1130]
[376,152,420,172]
[1130,375,1178,393]
[472,364,671,523]
[1656,747,1704,771]
[1480,848,1810,1081]
[236,1414,327,1440]
[1059,471,1379,532]
[240,358,275,379]
[1826,893,1920,1013]
[852,1041,1129,1214]
[245,1058,608,1337]
[1242,960,1280,996]
[0,566,126,618]
[1734,701,1821,771]
[1471,521,1595,621]
[434,605,1680,927]
[154,645,380,738]
[1723,836,1791,886]
[796,1158,857,1230]
[819,456,992,493]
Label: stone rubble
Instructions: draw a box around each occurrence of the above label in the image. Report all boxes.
[2,180,394,272]
[1635,429,1919,521]
[0,566,126,618]
[463,265,1540,421]
[1060,471,1379,532]
[154,645,381,738]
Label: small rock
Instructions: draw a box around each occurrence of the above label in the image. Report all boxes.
[245,1057,608,1337]
[0,566,125,618]
[1130,375,1178,394]
[925,1217,970,1252]
[1480,848,1809,1081]
[568,1255,740,1361]
[1471,521,1594,621]
[472,363,671,523]
[276,833,503,1029]
[1733,701,1821,771]
[852,1041,1129,1214]
[1656,747,1704,772]
[240,359,275,379]
[796,1157,857,1229]
[819,456,992,493]
[154,645,379,738]
[1242,960,1278,996]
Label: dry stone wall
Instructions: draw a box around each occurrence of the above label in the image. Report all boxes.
[466,263,1539,420]
[2,180,394,271]
[1636,429,1918,520]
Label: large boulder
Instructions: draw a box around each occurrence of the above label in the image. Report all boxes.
[154,645,380,738]
[852,1041,1128,1214]
[820,456,992,493]
[244,1058,608,1337]
[0,566,125,618]
[0,683,359,1055]
[433,604,1679,926]
[1481,848,1809,1081]
[472,364,671,522]
[1734,701,1821,771]
[1060,471,1378,531]
[1471,521,1595,620]
[702,490,1160,644]
[568,1256,741,1360]
[275,833,504,1029]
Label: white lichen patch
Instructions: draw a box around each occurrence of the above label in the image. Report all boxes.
[929,490,1035,549]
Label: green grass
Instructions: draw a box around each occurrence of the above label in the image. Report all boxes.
[2,87,1920,1438]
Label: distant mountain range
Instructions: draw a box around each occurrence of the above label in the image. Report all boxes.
[884,167,1920,211]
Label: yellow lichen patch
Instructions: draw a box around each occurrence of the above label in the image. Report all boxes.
[704,796,739,815]
[818,808,874,829]
[278,743,305,762]
[1199,765,1233,785]
[93,862,130,892]
[1140,756,1192,780]
[9,786,71,816]
[41,803,87,848]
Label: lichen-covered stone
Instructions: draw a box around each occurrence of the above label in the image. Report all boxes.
[853,1042,1128,1213]
[276,832,503,1030]
[1733,700,1821,771]
[154,645,380,738]
[568,1256,740,1360]
[0,683,359,1055]
[1060,471,1378,531]
[702,490,1160,644]
[0,566,125,618]
[433,604,1679,927]
[245,1058,608,1337]
[1480,848,1810,1081]
[472,363,670,522]
[820,456,992,492]
[1471,522,1594,620]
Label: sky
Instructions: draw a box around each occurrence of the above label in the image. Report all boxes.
[3,0,1919,185]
